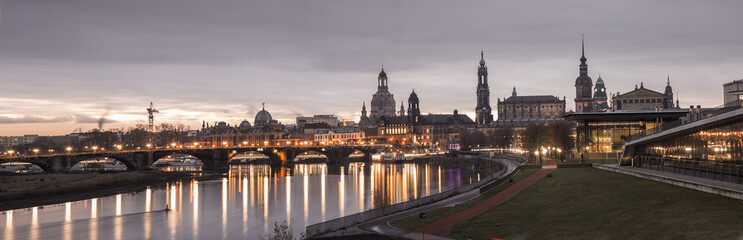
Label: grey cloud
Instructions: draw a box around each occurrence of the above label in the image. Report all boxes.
[1,0,742,135]
[0,115,73,124]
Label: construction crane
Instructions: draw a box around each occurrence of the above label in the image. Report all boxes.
[146,102,159,132]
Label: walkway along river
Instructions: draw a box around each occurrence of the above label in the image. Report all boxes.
[1,162,484,239]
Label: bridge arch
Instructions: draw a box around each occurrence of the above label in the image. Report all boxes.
[291,149,330,163]
[229,151,271,164]
[0,160,50,173]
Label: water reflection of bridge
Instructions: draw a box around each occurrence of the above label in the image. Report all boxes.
[0,146,386,173]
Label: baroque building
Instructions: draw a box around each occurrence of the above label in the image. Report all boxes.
[475,51,493,125]
[369,67,397,123]
[612,79,677,111]
[495,87,566,127]
[575,36,594,113]
[377,90,475,146]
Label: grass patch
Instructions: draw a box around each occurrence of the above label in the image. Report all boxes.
[389,168,539,231]
[449,168,743,240]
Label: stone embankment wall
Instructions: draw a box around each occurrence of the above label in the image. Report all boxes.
[305,156,520,238]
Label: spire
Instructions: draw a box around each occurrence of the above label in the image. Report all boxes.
[262,102,265,110]
[512,86,517,97]
[580,34,587,63]
[479,50,486,66]
[667,73,670,85]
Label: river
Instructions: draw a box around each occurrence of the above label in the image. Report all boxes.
[1,162,481,240]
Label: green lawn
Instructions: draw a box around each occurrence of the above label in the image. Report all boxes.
[449,168,743,240]
[389,168,540,231]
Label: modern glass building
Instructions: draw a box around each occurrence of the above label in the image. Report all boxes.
[564,110,689,154]
[622,108,743,183]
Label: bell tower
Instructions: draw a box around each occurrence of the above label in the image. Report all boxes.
[475,50,493,125]
[574,35,594,113]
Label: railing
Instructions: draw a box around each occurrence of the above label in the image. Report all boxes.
[625,101,743,143]
[636,155,743,184]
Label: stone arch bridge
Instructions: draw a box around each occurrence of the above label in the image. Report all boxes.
[0,146,385,173]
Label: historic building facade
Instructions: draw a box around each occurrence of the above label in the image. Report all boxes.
[612,80,677,111]
[369,67,397,123]
[475,51,493,125]
[495,87,566,127]
[377,90,475,147]
[575,36,594,113]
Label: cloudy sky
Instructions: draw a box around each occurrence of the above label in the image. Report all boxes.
[1,0,741,135]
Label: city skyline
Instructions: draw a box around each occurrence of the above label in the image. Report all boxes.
[2,1,743,135]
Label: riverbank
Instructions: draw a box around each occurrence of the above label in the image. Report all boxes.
[0,170,222,211]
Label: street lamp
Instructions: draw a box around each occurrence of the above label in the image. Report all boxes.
[66,147,72,154]
[92,146,98,153]
[33,149,39,155]
[7,150,14,156]
[146,143,152,149]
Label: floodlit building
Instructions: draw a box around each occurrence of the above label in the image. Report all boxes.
[496,87,566,127]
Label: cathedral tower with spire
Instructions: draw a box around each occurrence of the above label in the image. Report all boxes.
[575,35,594,113]
[475,51,493,125]
[664,74,675,109]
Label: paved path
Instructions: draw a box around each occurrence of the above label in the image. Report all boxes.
[408,167,556,237]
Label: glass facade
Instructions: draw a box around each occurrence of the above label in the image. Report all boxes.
[635,121,743,184]
[577,121,660,153]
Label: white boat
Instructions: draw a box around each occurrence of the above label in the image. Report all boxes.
[70,158,128,172]
[371,153,402,163]
[166,156,204,166]
[0,162,44,174]
[153,155,204,167]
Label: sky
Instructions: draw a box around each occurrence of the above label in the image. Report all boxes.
[1,0,742,136]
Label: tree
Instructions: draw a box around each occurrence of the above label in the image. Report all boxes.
[521,124,547,154]
[459,129,488,150]
[123,126,150,148]
[490,126,515,148]
[546,120,575,154]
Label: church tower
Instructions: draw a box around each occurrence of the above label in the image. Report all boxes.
[664,74,674,109]
[399,101,405,116]
[593,74,608,111]
[359,102,370,126]
[475,51,493,125]
[575,35,594,113]
[408,90,421,125]
[370,66,397,123]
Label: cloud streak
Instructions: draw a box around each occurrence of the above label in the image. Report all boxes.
[0,0,742,135]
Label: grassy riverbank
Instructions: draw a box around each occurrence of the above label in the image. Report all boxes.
[0,170,215,211]
[448,168,743,240]
[390,168,539,231]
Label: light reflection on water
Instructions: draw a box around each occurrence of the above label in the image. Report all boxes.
[1,163,474,239]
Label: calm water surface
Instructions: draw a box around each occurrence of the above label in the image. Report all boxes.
[1,163,479,239]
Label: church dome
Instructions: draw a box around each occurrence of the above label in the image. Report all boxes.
[254,104,272,126]
[379,68,387,78]
[408,90,418,102]
[239,119,251,128]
